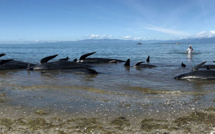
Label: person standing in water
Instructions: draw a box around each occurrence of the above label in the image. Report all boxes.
[186,45,194,54]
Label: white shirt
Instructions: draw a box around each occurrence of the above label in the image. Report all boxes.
[187,47,193,54]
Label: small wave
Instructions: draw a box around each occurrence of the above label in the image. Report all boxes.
[130,86,215,95]
[130,87,182,95]
[7,84,134,96]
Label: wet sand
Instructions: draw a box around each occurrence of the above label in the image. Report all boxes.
[1,87,215,134]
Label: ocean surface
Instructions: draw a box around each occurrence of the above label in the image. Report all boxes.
[1,42,215,118]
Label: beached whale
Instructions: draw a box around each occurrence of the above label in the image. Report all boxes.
[0,60,32,70]
[78,52,125,63]
[124,58,157,68]
[0,53,35,70]
[29,54,98,74]
[174,61,215,80]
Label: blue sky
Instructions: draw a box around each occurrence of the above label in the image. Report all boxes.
[0,0,215,43]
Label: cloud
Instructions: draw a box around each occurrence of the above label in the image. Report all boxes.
[195,30,215,38]
[181,30,215,39]
[88,34,113,39]
[145,26,185,36]
[122,36,146,40]
[122,36,145,40]
[122,36,132,39]
[134,37,145,40]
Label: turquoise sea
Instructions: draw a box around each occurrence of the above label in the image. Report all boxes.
[0,42,215,118]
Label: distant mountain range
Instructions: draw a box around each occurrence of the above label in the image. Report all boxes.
[2,36,215,44]
[69,37,215,44]
[163,36,215,44]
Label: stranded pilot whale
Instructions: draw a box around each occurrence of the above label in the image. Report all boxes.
[124,56,157,68]
[174,61,215,80]
[0,53,35,70]
[78,52,125,63]
[29,54,98,74]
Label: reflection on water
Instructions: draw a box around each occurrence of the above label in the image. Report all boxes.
[187,53,193,61]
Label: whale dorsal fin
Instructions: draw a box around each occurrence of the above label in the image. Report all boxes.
[0,59,13,65]
[146,56,150,63]
[0,53,6,58]
[135,61,144,66]
[59,57,70,61]
[124,59,130,66]
[191,61,207,72]
[79,52,96,60]
[40,54,58,64]
[181,62,186,68]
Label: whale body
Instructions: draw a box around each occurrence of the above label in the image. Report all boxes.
[0,53,35,70]
[30,54,98,74]
[32,60,87,70]
[174,61,215,80]
[174,70,215,80]
[0,60,32,70]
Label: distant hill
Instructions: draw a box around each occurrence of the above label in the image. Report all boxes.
[182,37,215,44]
[32,36,215,45]
[73,37,215,44]
[69,39,160,44]
[161,37,215,44]
[1,36,215,44]
[76,39,136,43]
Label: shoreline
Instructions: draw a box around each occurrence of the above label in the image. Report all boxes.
[1,89,215,133]
[0,105,215,133]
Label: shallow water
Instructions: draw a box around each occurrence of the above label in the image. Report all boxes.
[0,42,215,119]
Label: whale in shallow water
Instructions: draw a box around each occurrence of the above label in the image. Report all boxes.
[0,60,31,70]
[0,60,36,70]
[29,54,98,74]
[0,54,35,70]
[124,58,157,68]
[174,61,215,80]
[78,52,125,63]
